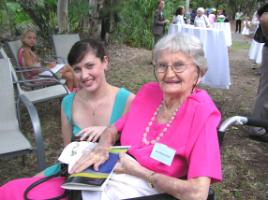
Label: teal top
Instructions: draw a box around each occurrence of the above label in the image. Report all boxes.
[63,88,131,137]
[44,88,131,176]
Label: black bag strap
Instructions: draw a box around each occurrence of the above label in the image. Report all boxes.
[24,164,69,200]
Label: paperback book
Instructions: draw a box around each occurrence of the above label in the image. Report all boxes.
[58,141,129,191]
[39,63,65,76]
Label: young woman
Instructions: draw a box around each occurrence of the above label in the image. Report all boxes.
[172,6,185,25]
[18,29,77,91]
[0,39,135,199]
[42,38,135,176]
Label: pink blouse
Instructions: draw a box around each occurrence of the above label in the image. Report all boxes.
[115,82,222,182]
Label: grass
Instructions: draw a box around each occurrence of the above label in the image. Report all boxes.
[231,41,251,51]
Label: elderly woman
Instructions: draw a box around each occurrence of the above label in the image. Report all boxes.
[194,7,210,28]
[72,33,222,200]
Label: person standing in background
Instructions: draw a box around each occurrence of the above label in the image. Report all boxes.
[235,8,244,33]
[172,6,185,25]
[251,10,260,33]
[152,0,169,44]
[194,7,210,28]
[208,8,216,24]
[241,16,252,36]
[249,3,268,143]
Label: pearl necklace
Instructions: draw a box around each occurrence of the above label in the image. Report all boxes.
[142,100,180,145]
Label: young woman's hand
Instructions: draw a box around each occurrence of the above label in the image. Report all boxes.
[77,126,107,142]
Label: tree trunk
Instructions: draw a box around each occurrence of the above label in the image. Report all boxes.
[185,0,190,13]
[57,0,69,33]
[19,0,55,43]
[88,0,102,38]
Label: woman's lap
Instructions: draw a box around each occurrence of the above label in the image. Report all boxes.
[82,173,159,200]
[0,176,66,200]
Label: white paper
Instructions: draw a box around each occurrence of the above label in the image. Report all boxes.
[58,141,97,173]
[39,63,65,76]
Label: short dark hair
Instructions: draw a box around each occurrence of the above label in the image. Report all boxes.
[67,39,107,66]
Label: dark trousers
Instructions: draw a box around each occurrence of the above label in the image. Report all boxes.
[252,46,268,120]
[235,20,242,33]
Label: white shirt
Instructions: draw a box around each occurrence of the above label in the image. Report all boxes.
[172,15,185,25]
[194,15,210,28]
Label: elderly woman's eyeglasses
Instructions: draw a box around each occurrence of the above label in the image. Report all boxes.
[154,62,194,73]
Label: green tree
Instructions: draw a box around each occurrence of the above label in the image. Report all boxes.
[17,0,57,42]
[114,0,183,49]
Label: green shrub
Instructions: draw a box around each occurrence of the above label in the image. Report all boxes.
[114,0,183,49]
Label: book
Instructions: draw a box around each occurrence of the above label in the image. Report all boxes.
[58,141,130,191]
[39,63,65,76]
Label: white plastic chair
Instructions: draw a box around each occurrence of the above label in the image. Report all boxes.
[0,47,69,104]
[52,33,80,63]
[0,58,46,170]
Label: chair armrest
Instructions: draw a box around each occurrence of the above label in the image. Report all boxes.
[14,77,61,89]
[15,66,60,81]
[14,65,68,89]
[244,117,268,128]
[18,94,46,170]
[14,77,60,84]
[218,116,268,145]
[15,67,47,72]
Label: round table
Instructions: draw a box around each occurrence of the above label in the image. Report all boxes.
[211,22,232,47]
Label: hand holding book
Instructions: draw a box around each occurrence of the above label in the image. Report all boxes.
[58,141,130,191]
[69,142,111,173]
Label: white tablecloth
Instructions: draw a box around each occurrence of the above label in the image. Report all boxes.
[212,22,232,47]
[248,40,264,64]
[168,24,231,89]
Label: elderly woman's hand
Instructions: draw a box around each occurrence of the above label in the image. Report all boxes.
[69,144,110,173]
[77,126,107,142]
[114,153,143,176]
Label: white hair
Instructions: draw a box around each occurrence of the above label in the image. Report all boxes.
[197,7,205,14]
[152,33,207,76]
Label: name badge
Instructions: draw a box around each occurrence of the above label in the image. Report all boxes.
[150,143,176,166]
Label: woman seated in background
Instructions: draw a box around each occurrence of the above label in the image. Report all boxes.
[172,6,185,25]
[71,33,222,200]
[18,29,77,91]
[194,7,210,28]
[0,39,135,199]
